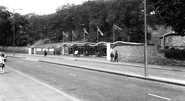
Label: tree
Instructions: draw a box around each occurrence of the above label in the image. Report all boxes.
[0,6,12,46]
[18,0,155,44]
[151,0,185,34]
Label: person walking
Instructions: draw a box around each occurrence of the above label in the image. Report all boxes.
[0,53,5,74]
[114,51,118,62]
[110,52,114,62]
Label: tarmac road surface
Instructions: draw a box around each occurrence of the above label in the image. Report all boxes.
[5,57,185,101]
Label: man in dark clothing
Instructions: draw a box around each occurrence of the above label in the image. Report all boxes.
[44,50,47,56]
[110,52,114,62]
[114,51,118,62]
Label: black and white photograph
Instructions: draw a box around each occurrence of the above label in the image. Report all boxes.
[0,0,185,101]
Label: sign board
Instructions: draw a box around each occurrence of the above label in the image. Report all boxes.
[74,50,78,55]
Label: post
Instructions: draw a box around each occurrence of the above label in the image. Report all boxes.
[113,24,115,42]
[84,28,85,55]
[106,43,111,60]
[28,48,31,54]
[97,27,98,43]
[13,9,15,57]
[63,32,64,43]
[71,30,73,43]
[144,0,148,76]
[84,29,85,43]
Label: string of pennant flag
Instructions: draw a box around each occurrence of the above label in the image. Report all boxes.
[83,28,89,35]
[72,30,76,38]
[113,24,122,31]
[97,26,104,36]
[62,31,68,37]
[62,24,122,37]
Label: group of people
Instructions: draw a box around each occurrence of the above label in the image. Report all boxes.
[110,51,118,62]
[0,53,5,74]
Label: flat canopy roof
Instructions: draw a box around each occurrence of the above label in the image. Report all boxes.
[30,41,146,48]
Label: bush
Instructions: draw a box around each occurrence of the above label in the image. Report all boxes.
[158,48,165,53]
[164,48,185,60]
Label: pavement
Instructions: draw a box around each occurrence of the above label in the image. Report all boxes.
[0,65,81,101]
[1,53,185,101]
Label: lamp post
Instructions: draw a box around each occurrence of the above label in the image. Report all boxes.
[13,9,15,57]
[144,0,148,76]
[12,8,23,57]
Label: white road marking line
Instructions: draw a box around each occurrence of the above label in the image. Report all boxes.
[164,72,175,75]
[148,93,172,101]
[69,73,76,76]
[37,65,41,67]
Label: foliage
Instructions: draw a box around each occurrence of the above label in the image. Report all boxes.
[23,0,154,44]
[44,0,153,43]
[0,6,32,46]
[164,48,185,60]
[150,0,185,34]
[0,6,12,46]
[1,0,161,46]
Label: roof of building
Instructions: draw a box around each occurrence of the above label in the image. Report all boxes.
[29,41,151,49]
[159,31,185,39]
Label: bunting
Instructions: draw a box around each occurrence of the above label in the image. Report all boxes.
[83,28,89,35]
[97,26,104,36]
[113,24,122,31]
[72,30,76,38]
[63,31,68,37]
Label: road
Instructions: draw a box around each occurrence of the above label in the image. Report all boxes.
[22,54,185,81]
[6,57,185,101]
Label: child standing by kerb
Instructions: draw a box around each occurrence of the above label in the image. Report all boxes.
[0,53,5,74]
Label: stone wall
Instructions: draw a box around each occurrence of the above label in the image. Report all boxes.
[113,45,163,63]
[0,46,28,53]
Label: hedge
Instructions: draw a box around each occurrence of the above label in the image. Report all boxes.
[164,48,185,60]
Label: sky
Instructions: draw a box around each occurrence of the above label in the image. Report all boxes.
[0,0,87,15]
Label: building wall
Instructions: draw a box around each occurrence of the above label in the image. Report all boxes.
[113,45,161,62]
[150,25,172,47]
[162,35,185,49]
[164,35,173,47]
[35,48,54,55]
[0,46,28,53]
[172,36,185,48]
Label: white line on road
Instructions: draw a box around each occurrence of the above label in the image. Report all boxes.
[148,93,172,101]
[164,72,175,75]
[69,73,76,76]
[37,65,41,67]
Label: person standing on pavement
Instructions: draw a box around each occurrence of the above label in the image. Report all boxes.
[114,51,118,62]
[110,52,114,62]
[44,50,47,56]
[0,53,5,74]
